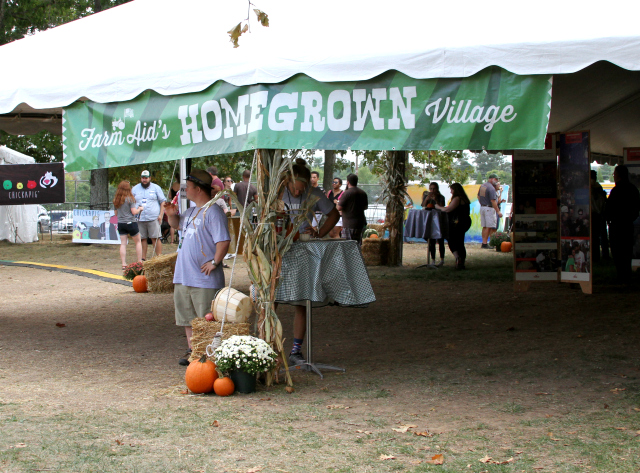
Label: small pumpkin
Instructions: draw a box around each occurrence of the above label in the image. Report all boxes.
[368,234,379,239]
[214,376,235,396]
[132,275,148,293]
[501,241,513,253]
[185,355,217,394]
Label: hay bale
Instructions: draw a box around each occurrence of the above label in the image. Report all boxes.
[143,252,178,293]
[362,238,390,266]
[189,318,252,362]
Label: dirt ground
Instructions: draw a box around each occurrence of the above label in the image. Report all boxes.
[1,239,639,472]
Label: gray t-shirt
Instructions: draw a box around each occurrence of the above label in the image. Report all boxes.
[116,197,137,224]
[282,185,334,232]
[477,182,497,207]
[173,204,231,289]
[132,182,166,221]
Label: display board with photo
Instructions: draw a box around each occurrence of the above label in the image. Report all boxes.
[625,163,640,268]
[558,132,591,282]
[72,209,120,245]
[512,146,559,281]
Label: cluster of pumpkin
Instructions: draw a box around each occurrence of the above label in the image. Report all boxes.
[185,354,235,396]
[363,229,379,239]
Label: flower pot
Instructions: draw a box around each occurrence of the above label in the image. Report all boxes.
[496,244,502,252]
[229,369,256,394]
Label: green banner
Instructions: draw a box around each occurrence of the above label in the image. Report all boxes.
[62,67,552,171]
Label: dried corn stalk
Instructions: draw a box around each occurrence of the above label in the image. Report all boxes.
[202,149,318,388]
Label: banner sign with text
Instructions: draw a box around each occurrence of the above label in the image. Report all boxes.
[0,163,65,205]
[558,132,591,283]
[62,68,552,171]
[513,145,560,281]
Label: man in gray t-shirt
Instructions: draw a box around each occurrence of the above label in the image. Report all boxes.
[132,170,166,259]
[165,169,230,366]
[477,173,503,248]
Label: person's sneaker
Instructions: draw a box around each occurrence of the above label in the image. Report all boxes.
[481,244,494,249]
[288,352,307,366]
[178,349,192,366]
[435,260,444,267]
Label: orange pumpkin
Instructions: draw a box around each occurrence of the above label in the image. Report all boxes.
[132,275,148,293]
[185,355,217,394]
[214,376,235,396]
[369,234,379,239]
[501,241,513,252]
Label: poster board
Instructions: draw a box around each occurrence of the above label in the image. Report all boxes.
[72,209,120,245]
[558,132,592,290]
[512,145,560,282]
[624,163,640,268]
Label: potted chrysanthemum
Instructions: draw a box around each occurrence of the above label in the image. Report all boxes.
[214,335,278,393]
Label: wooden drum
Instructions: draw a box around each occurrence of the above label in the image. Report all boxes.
[211,287,252,324]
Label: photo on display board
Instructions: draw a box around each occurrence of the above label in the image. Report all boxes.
[561,238,590,274]
[558,132,590,240]
[515,249,560,273]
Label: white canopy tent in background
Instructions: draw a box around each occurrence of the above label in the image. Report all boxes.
[0,146,39,243]
[0,0,639,158]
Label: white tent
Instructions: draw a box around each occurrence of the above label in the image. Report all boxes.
[0,0,639,157]
[0,146,39,243]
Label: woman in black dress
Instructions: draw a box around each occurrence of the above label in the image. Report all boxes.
[436,183,471,269]
[422,182,446,266]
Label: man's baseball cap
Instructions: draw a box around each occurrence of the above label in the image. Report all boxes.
[488,173,499,179]
[186,169,213,187]
[141,170,150,177]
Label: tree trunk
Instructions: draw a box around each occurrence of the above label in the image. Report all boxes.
[385,151,406,266]
[323,150,335,191]
[0,0,6,46]
[89,168,109,210]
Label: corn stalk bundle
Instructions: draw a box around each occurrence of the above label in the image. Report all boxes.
[199,149,318,388]
[379,151,409,266]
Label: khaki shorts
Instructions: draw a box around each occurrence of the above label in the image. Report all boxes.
[480,207,497,228]
[138,219,161,239]
[174,284,219,326]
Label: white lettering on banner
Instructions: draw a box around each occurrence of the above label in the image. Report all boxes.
[247,91,268,133]
[388,87,416,130]
[353,88,387,131]
[221,95,249,138]
[73,85,524,154]
[425,98,517,131]
[268,92,298,131]
[8,190,39,199]
[179,104,203,145]
[300,91,325,132]
[327,90,351,132]
[201,100,222,141]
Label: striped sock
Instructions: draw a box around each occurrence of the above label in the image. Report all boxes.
[291,338,303,354]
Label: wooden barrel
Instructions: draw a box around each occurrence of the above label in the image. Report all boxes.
[211,288,252,324]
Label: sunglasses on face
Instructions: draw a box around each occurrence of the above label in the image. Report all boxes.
[333,181,340,184]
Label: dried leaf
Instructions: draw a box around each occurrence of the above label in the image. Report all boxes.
[115,439,123,445]
[9,443,27,449]
[355,430,373,435]
[633,407,640,412]
[611,388,626,393]
[254,9,269,27]
[55,322,66,327]
[327,404,350,410]
[379,454,395,460]
[241,23,248,34]
[180,390,188,395]
[211,420,220,427]
[414,431,433,437]
[247,467,262,473]
[426,454,444,465]
[535,392,552,395]
[479,455,492,463]
[392,424,417,433]
[227,22,243,48]
[614,427,627,430]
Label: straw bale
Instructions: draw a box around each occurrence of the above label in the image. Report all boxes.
[362,238,390,266]
[189,318,252,362]
[143,252,178,293]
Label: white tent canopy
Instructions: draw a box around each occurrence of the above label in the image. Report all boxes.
[1,0,639,156]
[0,146,39,243]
